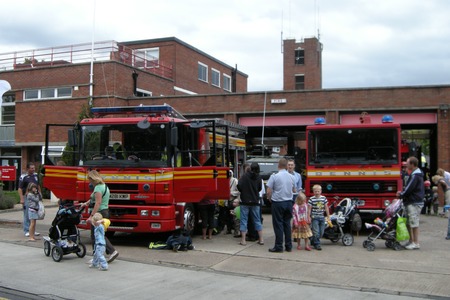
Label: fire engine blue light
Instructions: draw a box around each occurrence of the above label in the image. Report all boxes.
[314,117,326,125]
[373,183,380,191]
[326,184,333,191]
[381,115,393,123]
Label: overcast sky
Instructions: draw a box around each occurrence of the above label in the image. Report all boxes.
[1,0,449,91]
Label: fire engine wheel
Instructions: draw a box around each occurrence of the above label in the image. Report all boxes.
[52,246,63,262]
[366,242,375,252]
[76,243,86,258]
[351,213,362,232]
[183,204,196,233]
[342,233,354,246]
[44,240,51,256]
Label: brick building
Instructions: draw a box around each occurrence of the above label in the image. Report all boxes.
[0,36,449,189]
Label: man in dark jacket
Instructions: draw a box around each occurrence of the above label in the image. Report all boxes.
[397,156,424,250]
[237,162,264,246]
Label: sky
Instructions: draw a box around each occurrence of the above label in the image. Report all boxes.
[1,0,449,92]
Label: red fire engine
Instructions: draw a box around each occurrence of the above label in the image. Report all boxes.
[42,104,247,234]
[305,113,402,217]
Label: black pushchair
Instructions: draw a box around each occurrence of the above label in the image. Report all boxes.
[363,199,404,251]
[323,197,362,246]
[43,204,86,262]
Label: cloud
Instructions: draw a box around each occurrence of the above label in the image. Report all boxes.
[0,0,449,91]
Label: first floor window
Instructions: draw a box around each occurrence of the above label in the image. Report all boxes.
[211,69,220,87]
[295,75,305,90]
[198,62,208,82]
[223,74,231,92]
[1,92,15,125]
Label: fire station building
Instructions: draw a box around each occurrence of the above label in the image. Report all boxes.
[0,36,448,186]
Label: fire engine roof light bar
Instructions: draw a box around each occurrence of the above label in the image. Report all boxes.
[314,117,326,125]
[91,104,187,120]
[381,115,394,123]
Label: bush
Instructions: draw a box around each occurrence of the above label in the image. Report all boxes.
[4,191,20,204]
[0,194,15,210]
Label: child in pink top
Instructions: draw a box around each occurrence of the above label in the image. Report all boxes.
[292,192,313,250]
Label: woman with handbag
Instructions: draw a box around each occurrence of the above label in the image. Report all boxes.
[83,170,119,263]
[26,182,42,242]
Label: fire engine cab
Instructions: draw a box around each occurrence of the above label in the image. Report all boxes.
[305,113,402,217]
[42,104,247,234]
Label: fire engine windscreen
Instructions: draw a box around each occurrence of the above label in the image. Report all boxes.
[81,124,169,167]
[308,128,399,165]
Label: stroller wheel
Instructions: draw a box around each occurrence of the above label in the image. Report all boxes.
[52,246,63,262]
[44,240,51,256]
[393,242,402,251]
[76,243,86,258]
[385,240,394,248]
[362,240,370,248]
[342,233,354,246]
[366,242,375,252]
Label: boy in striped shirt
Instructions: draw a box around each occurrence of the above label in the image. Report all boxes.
[307,185,330,250]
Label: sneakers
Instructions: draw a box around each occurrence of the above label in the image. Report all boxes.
[107,250,119,263]
[24,232,39,237]
[88,264,98,268]
[405,242,420,250]
[99,266,109,271]
[86,258,93,264]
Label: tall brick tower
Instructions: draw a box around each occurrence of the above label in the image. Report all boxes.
[283,37,322,90]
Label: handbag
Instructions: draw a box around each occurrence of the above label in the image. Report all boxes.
[396,217,410,241]
[37,201,45,220]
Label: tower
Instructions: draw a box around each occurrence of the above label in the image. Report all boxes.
[283,37,322,90]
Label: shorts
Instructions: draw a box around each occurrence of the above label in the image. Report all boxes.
[406,204,422,228]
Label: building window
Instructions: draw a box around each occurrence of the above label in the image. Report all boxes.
[295,75,305,90]
[24,87,72,100]
[134,48,159,68]
[198,62,208,82]
[223,74,231,92]
[1,92,15,125]
[211,68,220,87]
[295,49,304,65]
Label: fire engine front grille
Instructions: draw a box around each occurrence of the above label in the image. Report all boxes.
[109,208,138,217]
[309,180,398,194]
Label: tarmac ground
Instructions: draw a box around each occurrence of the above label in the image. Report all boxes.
[1,200,450,299]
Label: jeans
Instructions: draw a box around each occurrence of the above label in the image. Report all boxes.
[23,203,30,234]
[271,201,293,251]
[92,244,108,269]
[447,215,450,239]
[311,217,325,247]
[240,205,262,232]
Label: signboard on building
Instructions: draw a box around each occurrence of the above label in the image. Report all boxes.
[0,166,16,181]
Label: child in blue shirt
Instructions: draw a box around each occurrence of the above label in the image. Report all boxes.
[90,213,110,271]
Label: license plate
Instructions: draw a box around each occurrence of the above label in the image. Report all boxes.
[109,193,130,200]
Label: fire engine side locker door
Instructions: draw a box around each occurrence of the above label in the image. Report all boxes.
[43,166,88,202]
[172,166,223,202]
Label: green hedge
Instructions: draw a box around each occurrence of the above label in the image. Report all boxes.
[0,190,20,210]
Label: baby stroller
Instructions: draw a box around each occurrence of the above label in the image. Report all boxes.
[43,204,86,262]
[363,199,404,251]
[323,197,362,246]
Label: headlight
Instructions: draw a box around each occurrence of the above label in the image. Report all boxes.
[384,200,391,207]
[141,210,149,216]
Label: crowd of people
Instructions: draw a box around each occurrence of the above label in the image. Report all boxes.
[16,156,450,266]
[201,156,450,252]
